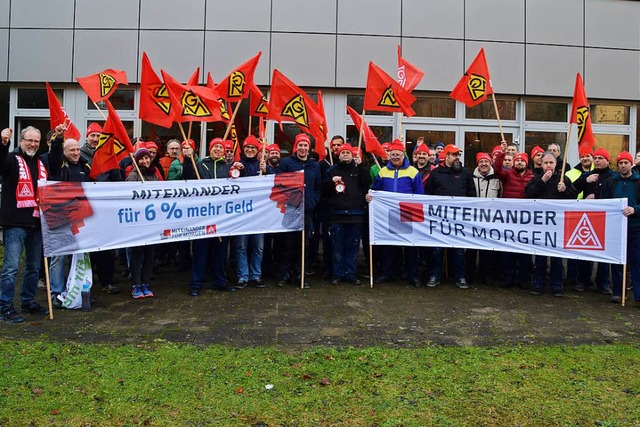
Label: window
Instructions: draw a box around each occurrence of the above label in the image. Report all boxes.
[466,99,516,120]
[524,131,567,158]
[525,101,567,122]
[411,96,456,118]
[18,88,63,109]
[591,104,630,125]
[347,94,392,116]
[463,131,513,169]
[89,89,135,110]
[594,134,629,170]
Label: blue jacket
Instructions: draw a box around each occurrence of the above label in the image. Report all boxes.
[277,155,321,212]
[371,158,423,194]
[601,171,640,230]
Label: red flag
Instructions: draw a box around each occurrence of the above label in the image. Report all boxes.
[187,67,200,86]
[76,69,128,103]
[268,69,323,132]
[363,62,416,117]
[139,52,174,128]
[308,91,327,161]
[397,45,424,92]
[45,82,81,140]
[161,70,222,123]
[450,48,493,107]
[89,101,134,178]
[215,52,262,102]
[206,72,231,123]
[249,82,269,118]
[570,73,596,156]
[346,106,386,158]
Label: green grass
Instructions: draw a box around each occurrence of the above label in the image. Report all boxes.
[1,341,639,426]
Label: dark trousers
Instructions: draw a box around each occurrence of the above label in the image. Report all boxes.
[130,245,155,286]
[329,222,362,280]
[532,256,563,293]
[190,237,228,290]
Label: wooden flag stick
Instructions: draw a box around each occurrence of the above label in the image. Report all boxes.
[248,114,252,137]
[490,93,505,142]
[93,102,108,120]
[621,263,627,307]
[300,228,306,290]
[187,121,193,141]
[560,124,573,178]
[328,143,334,166]
[369,244,374,289]
[129,153,145,182]
[357,108,366,154]
[223,99,243,141]
[370,153,380,169]
[178,122,200,180]
[43,257,54,320]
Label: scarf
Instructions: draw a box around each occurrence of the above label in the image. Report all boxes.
[16,154,47,217]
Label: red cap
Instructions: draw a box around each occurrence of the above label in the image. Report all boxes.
[86,122,102,137]
[514,153,529,165]
[414,144,430,154]
[389,142,405,153]
[293,133,311,152]
[182,139,196,151]
[243,135,260,149]
[443,144,462,155]
[338,143,353,154]
[208,137,224,151]
[531,146,544,158]
[616,151,633,164]
[476,152,492,164]
[491,146,503,155]
[438,152,446,162]
[381,142,392,150]
[593,147,610,162]
[267,144,281,153]
[145,141,158,151]
[223,140,234,151]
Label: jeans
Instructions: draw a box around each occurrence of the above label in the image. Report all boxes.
[329,222,362,280]
[431,247,465,282]
[612,229,640,301]
[566,259,593,286]
[532,256,564,293]
[1,227,42,306]
[190,237,228,290]
[235,234,264,282]
[49,255,67,295]
[595,262,612,290]
[379,246,419,282]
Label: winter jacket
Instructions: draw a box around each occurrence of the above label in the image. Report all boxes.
[0,143,43,228]
[524,172,577,199]
[240,155,261,177]
[125,166,161,183]
[565,164,594,199]
[472,167,503,198]
[277,155,322,213]
[424,163,475,197]
[574,166,615,199]
[493,152,534,198]
[47,135,92,182]
[600,171,640,230]
[79,143,95,164]
[371,158,423,195]
[183,155,231,180]
[323,161,371,222]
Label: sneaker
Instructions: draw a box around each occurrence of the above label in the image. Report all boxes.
[374,275,390,284]
[37,279,47,290]
[529,290,542,296]
[455,279,469,290]
[131,285,145,299]
[331,278,340,286]
[20,300,49,315]
[189,288,201,297]
[250,279,267,288]
[599,287,613,295]
[102,284,121,295]
[0,305,24,323]
[345,277,361,286]
[552,292,564,298]
[276,279,288,288]
[140,284,154,298]
[410,278,422,288]
[426,277,440,288]
[574,284,585,292]
[610,296,622,304]
[235,281,248,290]
[51,294,63,309]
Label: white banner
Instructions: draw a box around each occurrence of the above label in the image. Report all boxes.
[369,191,628,264]
[38,172,305,256]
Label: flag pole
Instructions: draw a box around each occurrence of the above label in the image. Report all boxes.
[300,228,306,290]
[93,102,108,121]
[187,121,193,142]
[622,264,627,307]
[248,114,252,137]
[129,153,145,182]
[357,108,366,154]
[370,153,381,169]
[178,122,201,180]
[560,124,573,178]
[43,257,54,320]
[223,99,243,141]
[490,93,505,142]
[328,144,334,166]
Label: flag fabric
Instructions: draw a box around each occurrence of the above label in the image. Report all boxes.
[346,106,386,158]
[268,69,323,132]
[363,62,416,117]
[450,48,493,107]
[206,72,231,123]
[76,69,128,103]
[570,73,596,156]
[215,52,262,102]
[249,82,269,118]
[89,101,134,179]
[187,67,200,86]
[139,53,174,128]
[397,45,424,92]
[46,82,81,140]
[309,91,327,161]
[161,70,222,123]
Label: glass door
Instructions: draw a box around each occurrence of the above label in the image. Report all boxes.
[462,128,516,169]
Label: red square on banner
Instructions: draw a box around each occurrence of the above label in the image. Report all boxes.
[399,202,424,222]
[564,211,606,250]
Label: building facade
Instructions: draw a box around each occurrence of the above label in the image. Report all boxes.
[1,0,639,166]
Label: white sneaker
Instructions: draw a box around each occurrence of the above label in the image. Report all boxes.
[37,279,46,290]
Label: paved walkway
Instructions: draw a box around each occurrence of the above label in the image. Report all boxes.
[3,265,639,347]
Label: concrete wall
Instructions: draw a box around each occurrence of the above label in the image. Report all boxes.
[1,0,639,100]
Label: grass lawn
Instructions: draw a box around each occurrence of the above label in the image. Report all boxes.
[0,341,639,426]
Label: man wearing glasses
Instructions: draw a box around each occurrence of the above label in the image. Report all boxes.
[424,144,477,289]
[0,126,51,323]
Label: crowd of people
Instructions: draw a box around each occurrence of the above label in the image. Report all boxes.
[1,122,640,323]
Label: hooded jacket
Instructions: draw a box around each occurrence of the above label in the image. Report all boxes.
[472,166,503,198]
[183,155,232,180]
[371,158,423,195]
[47,135,92,182]
[493,152,534,198]
[600,171,640,230]
[424,163,476,197]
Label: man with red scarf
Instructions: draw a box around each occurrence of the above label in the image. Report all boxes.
[0,126,53,323]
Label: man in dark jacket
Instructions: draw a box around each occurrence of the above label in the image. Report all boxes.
[275,133,321,287]
[79,122,102,165]
[182,138,242,296]
[424,144,476,289]
[525,152,577,296]
[601,151,640,304]
[324,144,371,285]
[0,126,51,323]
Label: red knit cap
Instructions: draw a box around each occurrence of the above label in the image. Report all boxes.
[243,135,260,149]
[531,146,544,158]
[86,122,102,137]
[616,151,633,164]
[267,144,280,153]
[182,139,196,151]
[208,137,224,151]
[593,147,610,162]
[514,153,529,165]
[293,133,311,152]
[415,144,430,154]
[491,146,503,155]
[476,152,492,164]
